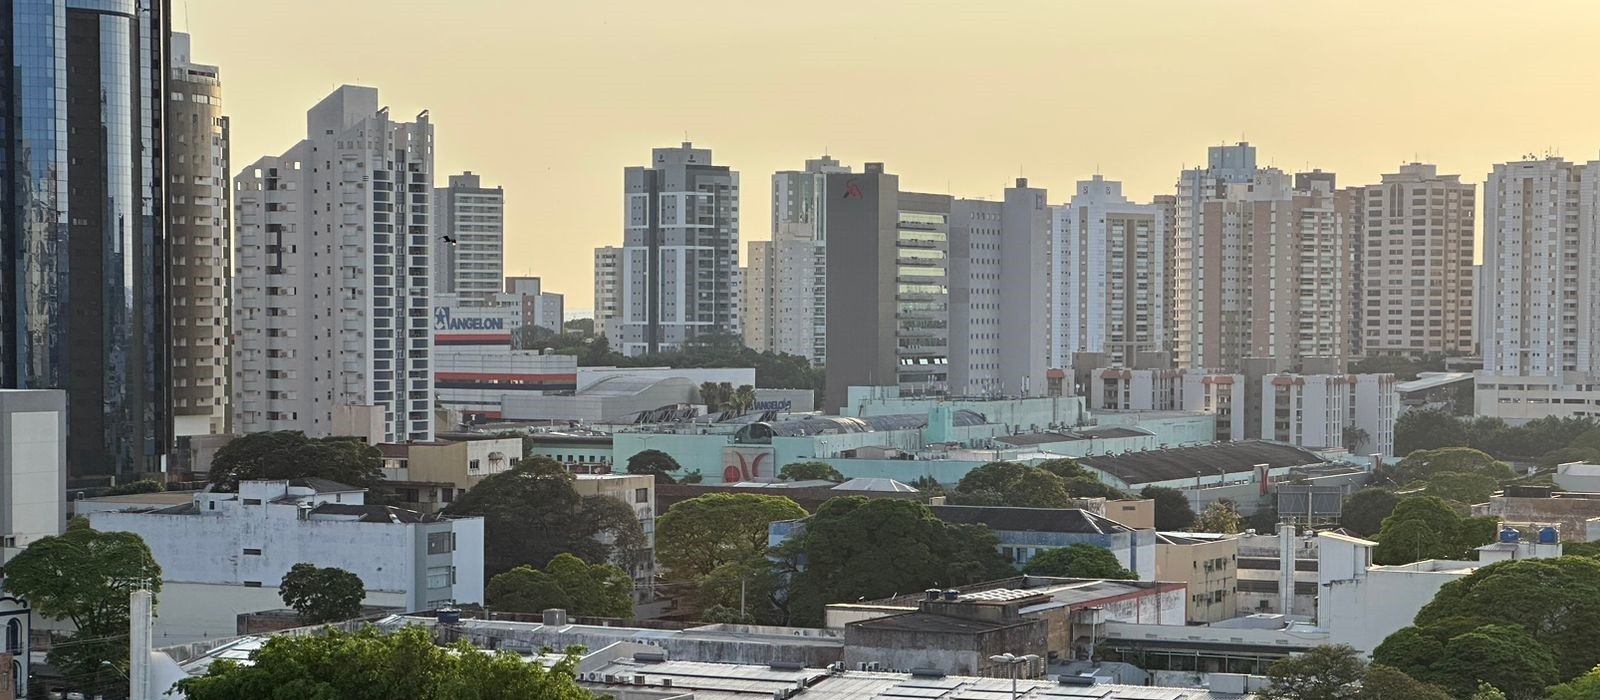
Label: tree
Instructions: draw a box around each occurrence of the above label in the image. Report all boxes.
[699,382,732,411]
[1193,501,1243,534]
[1355,665,1452,700]
[104,479,164,496]
[208,430,383,491]
[1371,496,1496,565]
[1548,665,1600,700]
[626,449,681,484]
[279,564,365,624]
[176,625,592,700]
[1540,446,1600,468]
[778,461,845,483]
[1339,488,1399,537]
[732,384,757,414]
[694,555,781,623]
[782,497,1013,626]
[1374,556,1600,689]
[444,457,646,577]
[1141,486,1196,531]
[563,318,595,337]
[1394,409,1469,457]
[1564,540,1600,559]
[3,522,162,699]
[1020,544,1136,579]
[1469,684,1507,700]
[1343,425,1371,454]
[1385,447,1514,487]
[488,553,632,618]
[1258,644,1366,700]
[952,461,1073,508]
[656,493,807,580]
[1421,471,1498,505]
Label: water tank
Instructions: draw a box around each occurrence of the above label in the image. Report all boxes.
[1498,526,1520,543]
[943,589,960,602]
[1539,526,1559,544]
[437,608,461,624]
[924,588,942,601]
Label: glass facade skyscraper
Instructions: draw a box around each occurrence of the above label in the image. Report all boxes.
[3,0,168,477]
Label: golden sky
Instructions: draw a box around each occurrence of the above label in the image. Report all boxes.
[189,0,1600,312]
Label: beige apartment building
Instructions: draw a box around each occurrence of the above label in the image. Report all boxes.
[1155,533,1239,624]
[1351,164,1476,358]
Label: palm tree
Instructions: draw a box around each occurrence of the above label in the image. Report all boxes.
[1343,425,1371,453]
[732,385,757,414]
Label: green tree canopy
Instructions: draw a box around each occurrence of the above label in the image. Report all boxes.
[1420,471,1499,505]
[487,553,632,618]
[176,625,593,700]
[280,564,365,624]
[209,431,384,491]
[1563,540,1600,559]
[952,461,1073,508]
[1140,486,1196,531]
[1258,644,1366,700]
[1385,447,1514,487]
[782,497,1013,626]
[693,555,781,624]
[1037,460,1129,499]
[1548,665,1600,700]
[444,457,646,577]
[3,523,162,698]
[777,461,845,483]
[656,493,806,580]
[1374,556,1600,690]
[1355,665,1452,700]
[104,479,164,496]
[626,449,681,484]
[1371,496,1496,565]
[1394,409,1469,457]
[1019,544,1136,579]
[1193,500,1243,534]
[1338,488,1399,537]
[1540,446,1600,468]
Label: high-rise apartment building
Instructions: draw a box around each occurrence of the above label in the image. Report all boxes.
[434,172,504,298]
[233,86,435,443]
[505,276,565,332]
[617,143,740,355]
[823,164,950,411]
[948,179,1050,396]
[1,0,171,477]
[1476,158,1600,422]
[746,156,849,363]
[1351,164,1476,358]
[593,246,622,339]
[166,31,231,445]
[1174,144,1351,373]
[1051,176,1168,371]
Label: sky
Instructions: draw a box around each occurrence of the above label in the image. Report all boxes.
[187,0,1600,312]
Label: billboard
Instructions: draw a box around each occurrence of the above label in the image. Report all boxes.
[722,445,776,484]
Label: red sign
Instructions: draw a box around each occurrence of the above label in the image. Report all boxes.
[843,179,863,199]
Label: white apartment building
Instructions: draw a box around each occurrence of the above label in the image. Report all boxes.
[1174,144,1351,373]
[232,86,435,443]
[1476,158,1600,423]
[1051,176,1168,370]
[1262,374,1396,457]
[948,179,1051,397]
[617,143,741,355]
[1352,164,1476,358]
[593,246,622,340]
[434,171,504,298]
[746,156,850,363]
[0,390,64,698]
[89,479,484,644]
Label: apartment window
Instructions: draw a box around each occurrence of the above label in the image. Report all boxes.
[634,488,649,504]
[243,581,263,588]
[426,567,451,589]
[243,498,262,506]
[427,531,452,555]
[243,548,262,556]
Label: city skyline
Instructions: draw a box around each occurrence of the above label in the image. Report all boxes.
[187,0,1600,310]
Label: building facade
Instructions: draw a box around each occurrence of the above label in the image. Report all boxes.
[2,0,171,477]
[746,156,849,363]
[948,179,1051,398]
[1353,164,1476,358]
[1052,176,1168,371]
[822,164,952,411]
[593,246,622,339]
[434,171,504,297]
[166,31,231,447]
[505,277,565,332]
[232,86,435,442]
[617,143,740,355]
[1476,158,1600,422]
[1174,144,1351,374]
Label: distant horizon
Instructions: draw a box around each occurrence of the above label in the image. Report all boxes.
[189,0,1600,309]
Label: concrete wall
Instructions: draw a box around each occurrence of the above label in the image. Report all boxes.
[1317,534,1470,654]
[0,391,66,551]
[149,582,405,645]
[844,620,1048,676]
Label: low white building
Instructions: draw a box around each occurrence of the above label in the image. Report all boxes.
[89,479,484,644]
[0,390,65,698]
[1555,462,1600,493]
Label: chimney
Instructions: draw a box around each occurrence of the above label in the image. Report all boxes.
[130,589,154,700]
[1278,522,1296,615]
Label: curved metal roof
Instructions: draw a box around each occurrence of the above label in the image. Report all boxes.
[735,410,987,442]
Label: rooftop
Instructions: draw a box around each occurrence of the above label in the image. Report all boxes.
[1395,372,1474,394]
[1076,441,1326,485]
[736,410,988,441]
[848,610,1033,634]
[929,505,1135,534]
[996,427,1151,446]
[307,503,444,524]
[288,477,361,493]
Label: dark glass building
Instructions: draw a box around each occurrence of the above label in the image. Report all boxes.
[2,0,168,478]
